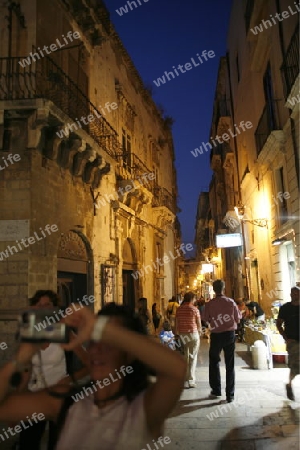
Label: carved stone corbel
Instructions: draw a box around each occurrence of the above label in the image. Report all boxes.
[92,161,110,189]
[72,145,95,177]
[27,108,50,149]
[83,155,103,184]
[44,126,65,160]
[152,206,175,230]
[59,135,84,168]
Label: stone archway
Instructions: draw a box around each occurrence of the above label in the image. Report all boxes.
[57,230,93,307]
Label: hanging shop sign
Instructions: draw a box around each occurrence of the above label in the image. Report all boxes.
[216,233,243,248]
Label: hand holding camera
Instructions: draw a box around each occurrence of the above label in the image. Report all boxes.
[18,309,70,344]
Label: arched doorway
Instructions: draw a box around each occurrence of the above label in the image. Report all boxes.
[56,230,93,372]
[57,230,93,308]
[122,239,137,312]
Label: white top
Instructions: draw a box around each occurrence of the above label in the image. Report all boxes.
[28,343,67,391]
[56,391,154,450]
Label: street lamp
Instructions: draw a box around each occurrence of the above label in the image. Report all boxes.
[234,202,269,300]
[234,202,268,228]
[272,237,287,246]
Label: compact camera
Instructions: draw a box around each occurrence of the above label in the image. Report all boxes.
[17,309,69,343]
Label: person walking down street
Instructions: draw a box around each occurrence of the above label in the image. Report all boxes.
[166,296,180,333]
[175,291,201,389]
[276,286,300,401]
[202,280,241,403]
[152,303,161,335]
[245,299,265,321]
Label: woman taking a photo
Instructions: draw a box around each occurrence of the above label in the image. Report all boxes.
[0,303,186,450]
[17,290,88,450]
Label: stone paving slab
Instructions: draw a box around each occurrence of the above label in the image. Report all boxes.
[166,340,300,449]
[0,339,299,450]
[166,416,264,428]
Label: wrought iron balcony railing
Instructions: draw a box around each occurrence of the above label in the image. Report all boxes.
[116,151,155,192]
[281,25,299,100]
[116,152,177,213]
[0,56,119,158]
[153,185,177,215]
[254,102,281,156]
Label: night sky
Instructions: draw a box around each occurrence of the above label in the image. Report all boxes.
[105,0,233,255]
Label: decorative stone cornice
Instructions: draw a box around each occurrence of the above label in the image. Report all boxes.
[116,180,152,214]
[152,206,175,231]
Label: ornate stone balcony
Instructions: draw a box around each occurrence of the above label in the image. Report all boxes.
[0,55,119,159]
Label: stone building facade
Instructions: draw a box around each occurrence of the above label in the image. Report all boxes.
[196,0,299,313]
[0,0,179,356]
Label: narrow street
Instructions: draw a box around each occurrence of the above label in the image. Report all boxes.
[165,337,300,450]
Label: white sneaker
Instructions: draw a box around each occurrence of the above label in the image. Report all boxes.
[184,381,190,389]
[189,382,196,388]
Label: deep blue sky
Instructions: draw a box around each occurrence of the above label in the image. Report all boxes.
[105,0,233,254]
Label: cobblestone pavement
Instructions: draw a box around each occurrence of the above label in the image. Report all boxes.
[0,338,299,450]
[165,338,300,450]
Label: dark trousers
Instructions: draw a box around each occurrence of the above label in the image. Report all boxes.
[209,331,235,399]
[19,420,57,450]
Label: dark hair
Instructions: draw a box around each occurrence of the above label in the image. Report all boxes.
[235,299,244,306]
[29,290,60,307]
[97,302,150,401]
[152,303,157,313]
[162,320,171,331]
[182,291,195,303]
[213,279,225,294]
